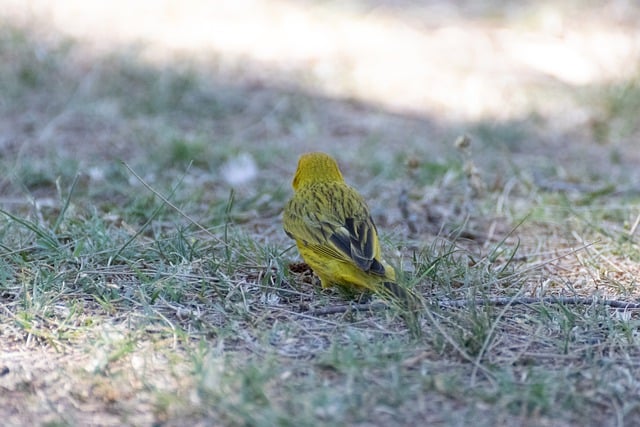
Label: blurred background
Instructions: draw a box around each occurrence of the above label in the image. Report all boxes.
[1,0,639,220]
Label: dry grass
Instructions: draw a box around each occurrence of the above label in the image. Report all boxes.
[1,1,640,426]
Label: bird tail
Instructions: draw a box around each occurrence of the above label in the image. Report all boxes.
[381,282,422,311]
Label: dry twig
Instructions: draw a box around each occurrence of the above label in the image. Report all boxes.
[305,296,640,317]
[441,296,640,309]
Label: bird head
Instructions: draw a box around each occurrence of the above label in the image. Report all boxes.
[292,152,345,191]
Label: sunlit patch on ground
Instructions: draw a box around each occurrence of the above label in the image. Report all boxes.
[3,0,639,120]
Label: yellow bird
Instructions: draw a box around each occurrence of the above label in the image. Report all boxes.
[283,152,411,304]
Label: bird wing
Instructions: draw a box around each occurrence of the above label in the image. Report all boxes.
[283,183,386,276]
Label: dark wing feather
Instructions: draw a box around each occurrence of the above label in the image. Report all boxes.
[284,182,385,276]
